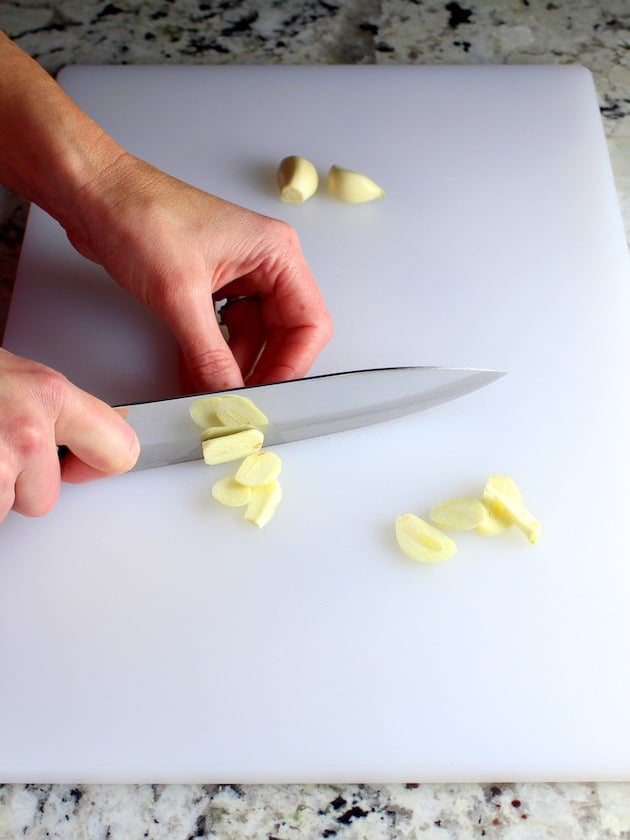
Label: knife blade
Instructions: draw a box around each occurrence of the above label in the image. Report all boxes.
[121,366,505,471]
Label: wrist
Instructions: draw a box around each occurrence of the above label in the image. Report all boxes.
[62,150,150,262]
[0,32,126,233]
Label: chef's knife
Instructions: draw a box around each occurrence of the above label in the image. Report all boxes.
[121,366,504,471]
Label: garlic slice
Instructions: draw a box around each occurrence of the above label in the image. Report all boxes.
[395,514,457,563]
[214,395,269,430]
[430,497,489,531]
[244,481,283,528]
[211,476,252,507]
[482,474,541,544]
[202,428,264,465]
[235,451,282,487]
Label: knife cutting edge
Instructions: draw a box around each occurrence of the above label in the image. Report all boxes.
[120,366,505,472]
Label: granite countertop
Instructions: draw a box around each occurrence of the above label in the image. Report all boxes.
[1,1,630,837]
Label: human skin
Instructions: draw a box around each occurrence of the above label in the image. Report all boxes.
[0,32,333,521]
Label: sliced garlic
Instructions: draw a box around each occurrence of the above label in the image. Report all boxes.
[477,474,523,535]
[234,451,282,487]
[482,474,541,544]
[395,514,457,563]
[475,508,511,536]
[200,424,252,441]
[214,395,269,430]
[327,164,384,203]
[482,475,523,509]
[430,497,489,531]
[277,155,319,203]
[189,395,222,429]
[244,481,283,528]
[202,428,264,465]
[211,476,252,507]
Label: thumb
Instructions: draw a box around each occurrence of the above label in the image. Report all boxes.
[57,387,140,483]
[171,305,245,392]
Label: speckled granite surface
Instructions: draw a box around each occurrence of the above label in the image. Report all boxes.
[1,2,630,837]
[1,782,630,839]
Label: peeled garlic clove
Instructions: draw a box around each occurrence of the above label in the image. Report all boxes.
[214,395,269,430]
[235,451,282,487]
[202,428,264,465]
[327,164,384,203]
[245,481,282,528]
[211,476,252,507]
[430,497,489,531]
[395,514,457,563]
[277,155,319,203]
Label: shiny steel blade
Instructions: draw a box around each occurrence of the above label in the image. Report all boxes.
[121,366,505,471]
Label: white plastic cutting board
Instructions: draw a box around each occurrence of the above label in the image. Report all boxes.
[2,66,630,783]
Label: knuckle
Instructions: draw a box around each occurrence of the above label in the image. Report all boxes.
[319,311,335,344]
[30,364,69,412]
[45,369,70,404]
[11,417,49,459]
[282,224,302,252]
[267,217,300,251]
[187,347,240,390]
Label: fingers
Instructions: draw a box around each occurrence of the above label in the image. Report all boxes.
[157,213,331,391]
[56,386,140,483]
[74,166,331,392]
[0,464,17,523]
[213,225,333,385]
[0,350,141,523]
[237,264,333,386]
[176,298,265,393]
[247,322,333,385]
[1,433,61,520]
[59,450,126,484]
[167,289,246,392]
[220,297,266,381]
[178,346,196,395]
